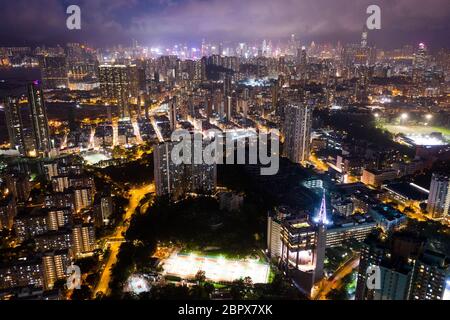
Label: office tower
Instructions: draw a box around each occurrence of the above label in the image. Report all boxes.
[99,64,139,118]
[72,224,96,257]
[414,43,428,70]
[282,104,312,164]
[427,173,450,219]
[4,97,26,154]
[42,250,71,290]
[268,192,329,295]
[169,96,178,130]
[28,81,51,155]
[154,140,217,199]
[38,55,69,89]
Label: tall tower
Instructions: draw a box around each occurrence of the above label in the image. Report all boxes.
[282,104,313,164]
[28,81,51,155]
[169,96,178,131]
[313,189,329,283]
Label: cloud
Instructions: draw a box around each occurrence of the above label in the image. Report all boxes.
[0,0,448,48]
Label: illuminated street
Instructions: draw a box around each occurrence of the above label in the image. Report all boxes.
[313,255,360,300]
[94,183,154,297]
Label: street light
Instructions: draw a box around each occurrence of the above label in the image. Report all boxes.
[401,113,408,120]
[425,114,433,120]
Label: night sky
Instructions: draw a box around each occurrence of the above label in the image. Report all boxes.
[0,0,449,49]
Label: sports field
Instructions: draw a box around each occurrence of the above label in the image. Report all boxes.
[382,124,450,138]
[163,253,270,284]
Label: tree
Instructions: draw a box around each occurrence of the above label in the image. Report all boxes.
[195,270,207,284]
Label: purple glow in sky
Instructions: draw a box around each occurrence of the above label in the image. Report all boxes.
[0,0,449,48]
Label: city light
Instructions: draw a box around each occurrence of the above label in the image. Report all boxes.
[163,253,270,284]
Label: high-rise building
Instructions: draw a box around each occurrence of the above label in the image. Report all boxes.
[282,104,312,164]
[267,191,329,295]
[414,43,428,70]
[223,73,232,97]
[38,55,69,89]
[73,187,94,213]
[4,97,26,154]
[42,250,71,290]
[99,64,140,118]
[408,250,449,300]
[0,258,43,290]
[355,233,449,300]
[46,208,72,231]
[154,140,217,199]
[3,82,50,156]
[99,196,114,225]
[169,96,178,131]
[72,224,96,257]
[28,81,51,155]
[427,173,450,220]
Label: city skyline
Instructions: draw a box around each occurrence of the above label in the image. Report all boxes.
[0,0,449,304]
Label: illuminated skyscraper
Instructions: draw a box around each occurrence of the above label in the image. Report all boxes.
[415,43,428,70]
[42,250,71,290]
[154,140,217,199]
[427,173,450,220]
[28,81,51,155]
[169,96,178,131]
[72,224,96,257]
[282,104,312,164]
[99,64,140,118]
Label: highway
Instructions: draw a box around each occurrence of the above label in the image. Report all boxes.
[93,183,154,297]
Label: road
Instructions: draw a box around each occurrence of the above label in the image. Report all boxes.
[93,183,154,297]
[313,255,360,300]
